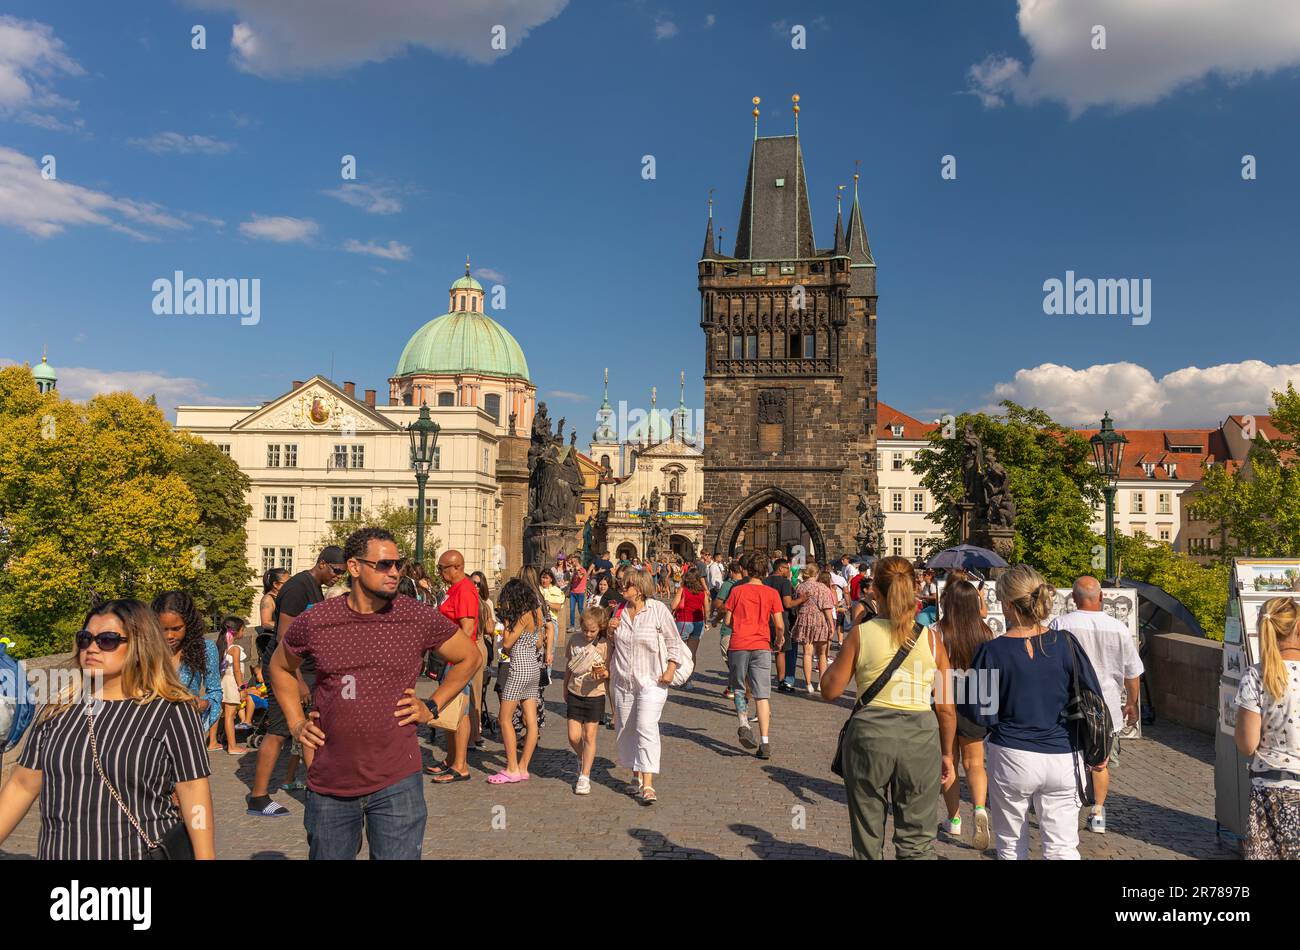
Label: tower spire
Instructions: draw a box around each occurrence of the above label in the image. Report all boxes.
[752,96,760,140]
[701,189,718,259]
[465,254,471,276]
[845,160,874,264]
[792,93,800,137]
[834,184,846,255]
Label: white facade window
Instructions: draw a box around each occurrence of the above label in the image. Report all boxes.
[330,496,345,521]
[891,491,904,513]
[261,547,276,572]
[892,452,903,471]
[913,492,925,513]
[266,444,281,468]
[349,496,363,518]
[333,444,347,468]
[433,446,441,470]
[285,444,297,467]
[1157,492,1171,514]
[876,452,883,470]
[263,496,278,520]
[408,498,437,522]
[1131,492,1145,514]
[279,547,294,570]
[891,536,904,557]
[350,445,365,469]
[1159,527,1171,542]
[217,443,231,456]
[482,448,489,474]
[913,537,925,559]
[281,496,295,520]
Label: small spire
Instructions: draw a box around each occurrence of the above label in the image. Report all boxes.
[752,96,761,140]
[846,160,874,264]
[792,93,800,136]
[679,370,686,407]
[833,185,846,256]
[651,386,657,413]
[42,343,48,363]
[701,189,717,259]
[465,255,471,276]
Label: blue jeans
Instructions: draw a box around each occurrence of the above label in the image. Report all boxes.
[783,640,799,684]
[569,592,586,626]
[304,771,426,860]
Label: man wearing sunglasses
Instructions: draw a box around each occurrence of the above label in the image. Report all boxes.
[247,546,346,818]
[268,527,480,860]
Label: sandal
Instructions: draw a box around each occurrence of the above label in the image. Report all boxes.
[487,771,524,785]
[431,766,472,783]
[639,787,658,805]
[424,761,451,775]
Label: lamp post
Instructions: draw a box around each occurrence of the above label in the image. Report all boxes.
[1089,411,1128,582]
[407,404,440,568]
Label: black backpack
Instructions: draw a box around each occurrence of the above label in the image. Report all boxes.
[1062,631,1113,805]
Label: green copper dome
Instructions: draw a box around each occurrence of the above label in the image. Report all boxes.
[450,274,483,292]
[395,311,530,381]
[31,356,56,382]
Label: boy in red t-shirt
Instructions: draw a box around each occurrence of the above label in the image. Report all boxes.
[722,552,785,759]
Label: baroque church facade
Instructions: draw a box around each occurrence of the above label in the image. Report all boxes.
[699,97,879,560]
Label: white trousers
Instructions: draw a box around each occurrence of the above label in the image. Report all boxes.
[986,742,1082,860]
[611,683,669,775]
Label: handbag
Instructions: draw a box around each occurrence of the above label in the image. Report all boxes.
[831,622,922,778]
[654,606,695,688]
[428,690,467,731]
[86,711,195,860]
[1063,631,1114,807]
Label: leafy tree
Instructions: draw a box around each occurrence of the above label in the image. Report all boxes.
[910,401,1105,585]
[1194,383,1300,559]
[1115,534,1230,641]
[172,434,253,626]
[315,502,444,595]
[0,376,200,655]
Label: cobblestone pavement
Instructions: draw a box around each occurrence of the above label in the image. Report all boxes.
[1,634,1229,860]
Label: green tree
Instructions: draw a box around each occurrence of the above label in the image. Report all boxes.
[0,382,200,655]
[1115,534,1230,641]
[316,502,444,595]
[172,434,253,626]
[910,401,1105,585]
[1194,383,1300,559]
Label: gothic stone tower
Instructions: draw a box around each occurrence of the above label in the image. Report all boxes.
[699,98,878,558]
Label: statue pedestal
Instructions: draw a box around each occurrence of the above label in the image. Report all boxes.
[524,521,582,571]
[958,502,976,545]
[986,527,1015,573]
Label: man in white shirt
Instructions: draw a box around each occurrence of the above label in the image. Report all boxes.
[705,553,725,597]
[839,555,858,580]
[1050,575,1144,835]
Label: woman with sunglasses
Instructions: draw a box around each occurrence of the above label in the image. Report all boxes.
[153,590,224,751]
[0,600,216,859]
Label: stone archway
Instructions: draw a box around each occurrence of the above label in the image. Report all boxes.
[710,487,828,562]
[615,541,638,561]
[669,533,696,562]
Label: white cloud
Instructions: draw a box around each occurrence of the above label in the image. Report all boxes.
[185,0,568,75]
[985,360,1300,428]
[474,266,507,283]
[0,358,211,409]
[704,14,716,29]
[0,16,83,129]
[654,18,678,40]
[128,132,233,154]
[968,0,1300,115]
[343,238,411,261]
[0,146,189,239]
[238,214,318,243]
[324,182,403,214]
[546,390,589,402]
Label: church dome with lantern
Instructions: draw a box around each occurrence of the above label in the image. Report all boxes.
[389,262,536,432]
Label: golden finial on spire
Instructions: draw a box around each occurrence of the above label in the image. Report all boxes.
[752,96,761,139]
[651,386,657,408]
[836,184,845,210]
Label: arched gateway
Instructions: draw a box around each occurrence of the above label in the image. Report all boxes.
[699,100,881,560]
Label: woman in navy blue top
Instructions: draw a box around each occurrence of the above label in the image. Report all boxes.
[959,565,1103,860]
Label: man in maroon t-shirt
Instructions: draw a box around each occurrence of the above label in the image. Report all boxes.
[427,549,478,783]
[270,527,479,860]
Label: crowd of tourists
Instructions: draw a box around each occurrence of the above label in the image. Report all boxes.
[0,536,1296,862]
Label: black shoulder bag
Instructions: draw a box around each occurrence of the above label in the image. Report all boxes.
[831,622,922,778]
[1062,631,1113,807]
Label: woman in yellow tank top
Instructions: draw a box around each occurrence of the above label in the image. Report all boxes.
[822,556,957,860]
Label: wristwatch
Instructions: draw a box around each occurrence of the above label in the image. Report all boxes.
[425,698,440,721]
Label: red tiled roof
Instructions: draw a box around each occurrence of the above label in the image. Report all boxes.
[1225,414,1284,441]
[1072,427,1216,481]
[877,402,940,441]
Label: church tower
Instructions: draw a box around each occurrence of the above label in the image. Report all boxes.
[699,96,879,558]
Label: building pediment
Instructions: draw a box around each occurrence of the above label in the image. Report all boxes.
[637,438,703,460]
[232,376,402,433]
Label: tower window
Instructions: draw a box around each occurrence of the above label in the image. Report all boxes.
[458,294,466,310]
[745,334,757,359]
[731,335,742,359]
[484,393,501,423]
[437,391,455,407]
[751,264,767,276]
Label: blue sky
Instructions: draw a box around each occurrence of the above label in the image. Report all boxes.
[2,0,1299,431]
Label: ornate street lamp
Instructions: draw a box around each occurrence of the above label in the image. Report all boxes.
[407,404,441,567]
[1089,411,1128,582]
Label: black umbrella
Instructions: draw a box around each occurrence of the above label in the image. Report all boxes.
[926,544,1008,572]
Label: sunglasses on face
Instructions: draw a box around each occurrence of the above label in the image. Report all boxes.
[355,557,408,574]
[328,564,347,576]
[76,630,129,652]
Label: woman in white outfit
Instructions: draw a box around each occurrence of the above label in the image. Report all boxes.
[609,569,685,805]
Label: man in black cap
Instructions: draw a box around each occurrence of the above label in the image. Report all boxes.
[246,545,346,817]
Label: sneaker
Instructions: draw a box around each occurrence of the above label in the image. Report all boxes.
[776,682,794,694]
[971,809,991,850]
[1088,808,1106,834]
[723,688,735,699]
[738,724,757,749]
[805,684,814,695]
[945,816,962,837]
[756,742,771,760]
[279,780,307,792]
[575,775,591,795]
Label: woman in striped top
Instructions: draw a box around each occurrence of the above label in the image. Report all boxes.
[0,599,215,860]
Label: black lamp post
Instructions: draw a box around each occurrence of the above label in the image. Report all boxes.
[1089,411,1128,582]
[407,404,440,567]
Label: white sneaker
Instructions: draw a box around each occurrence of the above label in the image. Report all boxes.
[575,775,591,795]
[944,816,962,836]
[1088,808,1106,834]
[805,684,814,694]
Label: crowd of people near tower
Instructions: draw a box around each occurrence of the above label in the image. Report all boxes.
[0,533,1296,862]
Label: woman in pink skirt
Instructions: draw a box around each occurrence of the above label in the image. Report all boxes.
[792,563,837,694]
